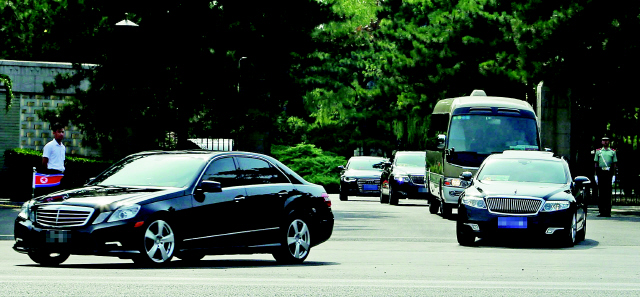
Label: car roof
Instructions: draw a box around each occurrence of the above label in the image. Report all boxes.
[487,150,561,161]
[394,151,426,155]
[349,156,386,159]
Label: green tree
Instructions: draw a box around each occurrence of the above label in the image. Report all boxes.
[21,0,333,159]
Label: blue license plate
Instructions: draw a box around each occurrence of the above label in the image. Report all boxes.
[498,217,527,229]
[363,184,378,191]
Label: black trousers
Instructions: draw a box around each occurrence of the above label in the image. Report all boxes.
[596,169,613,215]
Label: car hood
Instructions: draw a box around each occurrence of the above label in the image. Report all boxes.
[34,186,187,209]
[343,169,383,179]
[393,166,425,176]
[468,181,572,200]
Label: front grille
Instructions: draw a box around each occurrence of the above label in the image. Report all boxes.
[357,179,378,185]
[36,205,94,227]
[409,175,425,185]
[486,197,543,215]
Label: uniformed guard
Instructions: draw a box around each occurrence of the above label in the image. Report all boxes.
[594,135,617,217]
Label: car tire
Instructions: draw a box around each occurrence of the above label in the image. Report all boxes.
[576,216,586,242]
[339,191,348,201]
[429,199,440,214]
[273,215,311,264]
[456,221,476,246]
[559,212,577,247]
[133,219,176,266]
[380,182,389,204]
[27,251,70,266]
[388,183,399,205]
[440,202,452,218]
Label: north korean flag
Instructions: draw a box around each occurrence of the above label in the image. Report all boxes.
[33,173,64,188]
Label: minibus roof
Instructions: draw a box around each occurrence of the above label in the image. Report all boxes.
[433,95,534,115]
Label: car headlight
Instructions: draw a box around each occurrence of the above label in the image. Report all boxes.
[107,205,141,222]
[541,201,570,212]
[18,200,35,221]
[394,175,410,183]
[444,177,465,187]
[342,176,356,182]
[93,211,112,225]
[461,196,487,209]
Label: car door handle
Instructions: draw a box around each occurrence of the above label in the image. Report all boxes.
[234,196,245,202]
[277,190,288,196]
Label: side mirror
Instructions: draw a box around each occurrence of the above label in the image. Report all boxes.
[573,176,591,185]
[201,180,222,193]
[437,134,446,150]
[337,165,345,170]
[459,171,473,182]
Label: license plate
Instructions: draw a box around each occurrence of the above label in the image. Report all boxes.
[45,230,71,243]
[498,217,527,229]
[363,184,378,191]
[418,187,427,193]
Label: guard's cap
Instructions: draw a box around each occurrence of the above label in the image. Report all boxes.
[602,135,610,141]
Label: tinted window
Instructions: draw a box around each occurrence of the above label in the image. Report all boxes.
[237,157,290,185]
[477,159,567,184]
[348,158,385,170]
[394,153,426,167]
[202,157,240,188]
[91,154,209,188]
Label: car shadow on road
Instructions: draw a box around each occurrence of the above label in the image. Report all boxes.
[471,236,600,250]
[18,259,340,270]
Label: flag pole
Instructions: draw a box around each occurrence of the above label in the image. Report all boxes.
[32,167,36,199]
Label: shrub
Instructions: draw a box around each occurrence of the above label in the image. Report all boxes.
[271,143,346,193]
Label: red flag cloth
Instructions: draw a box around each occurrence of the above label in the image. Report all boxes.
[33,173,64,188]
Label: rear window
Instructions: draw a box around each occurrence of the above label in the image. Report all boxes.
[477,159,567,184]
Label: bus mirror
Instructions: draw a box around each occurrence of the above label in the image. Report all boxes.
[437,134,446,150]
[460,172,473,181]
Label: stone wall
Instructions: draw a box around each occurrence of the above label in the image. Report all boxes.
[0,60,97,170]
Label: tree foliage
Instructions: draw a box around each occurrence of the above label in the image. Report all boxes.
[1,0,638,166]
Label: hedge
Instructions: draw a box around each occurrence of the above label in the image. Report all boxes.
[271,143,347,193]
[2,148,113,202]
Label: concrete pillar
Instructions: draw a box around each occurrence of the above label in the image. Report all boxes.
[536,81,572,161]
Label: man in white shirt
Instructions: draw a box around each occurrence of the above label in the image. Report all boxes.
[42,122,66,175]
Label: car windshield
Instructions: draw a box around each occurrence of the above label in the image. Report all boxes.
[90,154,210,188]
[395,154,426,168]
[349,158,384,170]
[477,159,567,184]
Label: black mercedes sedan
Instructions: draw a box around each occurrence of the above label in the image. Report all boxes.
[338,156,387,201]
[14,151,334,266]
[379,151,427,205]
[456,151,590,247]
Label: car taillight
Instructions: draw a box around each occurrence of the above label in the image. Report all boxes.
[322,193,331,208]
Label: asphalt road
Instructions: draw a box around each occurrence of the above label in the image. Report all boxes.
[1,195,640,296]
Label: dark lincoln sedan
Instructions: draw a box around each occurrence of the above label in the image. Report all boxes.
[14,151,334,266]
[379,151,427,205]
[456,151,590,247]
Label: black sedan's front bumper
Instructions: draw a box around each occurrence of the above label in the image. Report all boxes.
[13,217,142,258]
[390,177,428,198]
[458,205,574,238]
[340,179,381,196]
